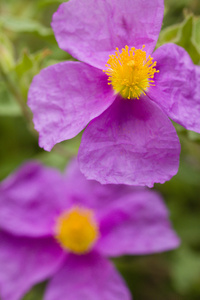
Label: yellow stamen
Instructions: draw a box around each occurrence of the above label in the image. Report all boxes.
[55,206,99,254]
[103,45,159,100]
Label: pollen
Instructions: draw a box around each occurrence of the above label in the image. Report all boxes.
[103,45,159,100]
[54,206,99,254]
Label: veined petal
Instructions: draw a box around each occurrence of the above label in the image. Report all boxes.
[149,43,200,133]
[0,232,64,300]
[0,161,68,237]
[96,190,180,256]
[78,96,180,187]
[64,158,140,211]
[44,252,131,300]
[52,0,164,69]
[63,160,179,256]
[28,61,115,151]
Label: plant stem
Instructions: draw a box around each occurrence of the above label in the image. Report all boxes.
[0,66,32,123]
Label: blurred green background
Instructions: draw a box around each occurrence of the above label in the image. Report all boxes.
[0,0,200,299]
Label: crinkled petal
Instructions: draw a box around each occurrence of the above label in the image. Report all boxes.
[78,96,180,187]
[149,43,200,133]
[196,64,200,78]
[0,231,65,300]
[52,0,164,69]
[28,61,115,151]
[64,160,179,256]
[44,252,131,300]
[95,190,180,256]
[64,158,142,211]
[0,161,68,237]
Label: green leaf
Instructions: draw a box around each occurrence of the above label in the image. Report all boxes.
[0,82,22,116]
[0,33,15,72]
[38,0,67,7]
[14,51,33,77]
[0,16,53,37]
[172,247,200,293]
[158,15,200,64]
[0,102,21,116]
[187,131,200,142]
[157,24,180,46]
[194,17,200,47]
[12,48,51,99]
[23,282,45,300]
[176,15,200,64]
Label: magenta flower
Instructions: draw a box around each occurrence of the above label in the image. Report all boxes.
[28,0,200,187]
[0,160,179,300]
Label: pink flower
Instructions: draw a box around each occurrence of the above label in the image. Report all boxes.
[28,0,200,187]
[0,160,179,300]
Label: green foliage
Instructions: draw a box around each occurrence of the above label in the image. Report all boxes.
[0,0,200,299]
[23,283,46,300]
[0,15,53,36]
[13,48,52,98]
[194,17,200,45]
[158,14,200,64]
[172,247,200,294]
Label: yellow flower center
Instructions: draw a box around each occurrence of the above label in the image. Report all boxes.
[55,206,99,254]
[104,45,159,99]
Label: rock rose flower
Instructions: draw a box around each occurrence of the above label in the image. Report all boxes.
[0,160,179,300]
[28,0,200,187]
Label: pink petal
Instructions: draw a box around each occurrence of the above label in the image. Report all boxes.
[0,161,68,237]
[44,253,131,300]
[64,158,140,210]
[28,61,115,151]
[0,231,65,300]
[78,96,181,187]
[63,160,179,256]
[96,190,180,256]
[149,43,200,133]
[52,0,164,69]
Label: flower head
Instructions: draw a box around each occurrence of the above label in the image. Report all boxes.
[0,160,179,300]
[28,0,200,187]
[55,206,99,254]
[104,45,159,99]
